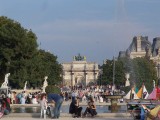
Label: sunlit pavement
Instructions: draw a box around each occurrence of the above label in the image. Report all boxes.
[3,116,132,120]
[3,111,133,120]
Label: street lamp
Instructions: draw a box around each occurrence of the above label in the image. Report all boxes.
[112,56,116,92]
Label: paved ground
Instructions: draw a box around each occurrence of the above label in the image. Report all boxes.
[3,116,132,120]
[2,111,133,120]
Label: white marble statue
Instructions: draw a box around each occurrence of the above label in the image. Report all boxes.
[42,76,48,93]
[153,80,155,88]
[23,81,27,91]
[1,73,10,88]
[125,73,130,87]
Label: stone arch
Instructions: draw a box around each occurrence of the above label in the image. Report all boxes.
[75,75,84,86]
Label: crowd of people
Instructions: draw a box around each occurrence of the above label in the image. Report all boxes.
[0,85,125,119]
[63,85,125,103]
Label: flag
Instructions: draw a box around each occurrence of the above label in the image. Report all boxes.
[137,84,149,99]
[148,87,157,100]
[137,87,143,99]
[142,85,149,99]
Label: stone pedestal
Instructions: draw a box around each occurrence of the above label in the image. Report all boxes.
[102,95,124,113]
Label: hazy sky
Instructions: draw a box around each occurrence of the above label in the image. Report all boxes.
[0,0,160,64]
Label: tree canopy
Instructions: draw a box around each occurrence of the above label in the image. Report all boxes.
[99,59,125,87]
[0,16,62,89]
[99,57,157,92]
[122,57,157,92]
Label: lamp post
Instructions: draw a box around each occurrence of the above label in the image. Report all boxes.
[112,56,115,92]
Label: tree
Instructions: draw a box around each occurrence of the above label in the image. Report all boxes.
[0,16,62,89]
[121,57,157,92]
[131,57,157,92]
[0,16,38,86]
[29,50,62,87]
[99,57,157,93]
[99,59,125,87]
[45,85,61,94]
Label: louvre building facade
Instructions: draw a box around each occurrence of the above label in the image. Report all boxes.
[118,36,160,78]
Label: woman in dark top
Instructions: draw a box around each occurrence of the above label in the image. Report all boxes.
[69,97,83,118]
[83,97,97,117]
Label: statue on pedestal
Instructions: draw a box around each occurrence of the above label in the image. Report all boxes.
[1,73,10,88]
[23,81,27,91]
[153,80,155,88]
[125,73,130,87]
[42,76,48,93]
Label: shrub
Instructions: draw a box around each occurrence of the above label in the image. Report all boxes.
[45,85,61,94]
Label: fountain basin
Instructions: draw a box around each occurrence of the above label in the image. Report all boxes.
[11,105,127,113]
[101,95,124,113]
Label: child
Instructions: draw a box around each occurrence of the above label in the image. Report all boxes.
[40,93,48,119]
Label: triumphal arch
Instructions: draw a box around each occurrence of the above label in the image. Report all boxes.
[62,54,99,87]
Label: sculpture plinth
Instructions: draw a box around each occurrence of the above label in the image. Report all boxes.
[101,94,124,113]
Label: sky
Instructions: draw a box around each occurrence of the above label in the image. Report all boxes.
[0,0,160,65]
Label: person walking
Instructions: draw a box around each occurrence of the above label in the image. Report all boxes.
[47,93,64,119]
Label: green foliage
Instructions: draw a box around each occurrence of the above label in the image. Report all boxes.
[120,86,131,93]
[45,85,61,94]
[0,16,62,88]
[99,57,157,93]
[99,59,125,86]
[121,57,157,92]
[131,58,157,92]
[0,16,38,86]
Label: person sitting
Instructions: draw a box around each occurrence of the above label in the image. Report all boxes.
[69,97,83,118]
[83,97,97,117]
